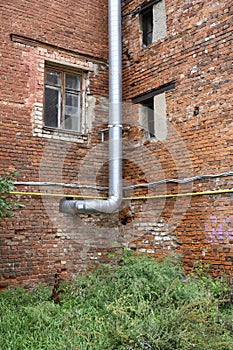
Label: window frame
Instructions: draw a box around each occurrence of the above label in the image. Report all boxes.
[43,63,86,134]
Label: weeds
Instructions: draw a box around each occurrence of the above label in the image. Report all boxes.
[0,170,24,219]
[0,252,232,349]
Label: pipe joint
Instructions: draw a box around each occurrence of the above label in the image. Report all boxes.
[108,124,122,128]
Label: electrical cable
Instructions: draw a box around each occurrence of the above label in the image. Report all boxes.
[14,182,108,191]
[9,171,233,200]
[124,171,233,190]
[14,171,233,191]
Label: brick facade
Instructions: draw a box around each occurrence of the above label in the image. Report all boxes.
[0,0,232,288]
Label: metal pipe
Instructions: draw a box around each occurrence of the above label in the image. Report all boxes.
[59,0,122,214]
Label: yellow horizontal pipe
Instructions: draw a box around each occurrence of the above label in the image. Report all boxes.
[9,191,107,199]
[8,188,233,200]
[124,188,233,200]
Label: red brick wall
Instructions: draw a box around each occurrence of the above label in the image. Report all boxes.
[0,0,111,288]
[121,0,233,275]
[0,0,233,289]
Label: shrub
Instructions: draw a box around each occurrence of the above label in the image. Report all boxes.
[0,252,232,349]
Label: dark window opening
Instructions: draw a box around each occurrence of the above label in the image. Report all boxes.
[44,87,59,128]
[141,98,154,137]
[141,8,153,46]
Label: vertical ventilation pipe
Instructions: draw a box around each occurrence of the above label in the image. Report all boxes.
[59,0,122,214]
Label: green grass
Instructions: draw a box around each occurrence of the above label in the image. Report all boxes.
[0,252,232,349]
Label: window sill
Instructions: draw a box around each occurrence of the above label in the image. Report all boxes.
[42,126,87,137]
[33,125,88,143]
[141,37,167,51]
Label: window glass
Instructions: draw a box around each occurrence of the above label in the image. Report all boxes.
[65,74,81,91]
[44,87,59,127]
[64,92,80,131]
[46,71,60,85]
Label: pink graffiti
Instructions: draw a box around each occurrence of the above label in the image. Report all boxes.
[205,215,233,243]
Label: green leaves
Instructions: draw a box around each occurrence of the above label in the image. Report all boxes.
[0,171,23,219]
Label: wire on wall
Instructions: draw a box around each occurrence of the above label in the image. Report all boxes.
[14,171,233,191]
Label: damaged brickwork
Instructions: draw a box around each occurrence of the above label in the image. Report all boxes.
[0,0,233,288]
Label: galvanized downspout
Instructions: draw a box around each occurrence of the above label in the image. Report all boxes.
[59,0,122,214]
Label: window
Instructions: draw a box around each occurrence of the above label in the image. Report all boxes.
[141,97,155,137]
[140,0,167,47]
[44,65,84,132]
[140,93,167,140]
[141,7,153,47]
[133,82,175,141]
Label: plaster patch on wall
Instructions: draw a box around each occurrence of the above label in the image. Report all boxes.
[154,92,167,141]
[86,95,96,132]
[152,0,167,42]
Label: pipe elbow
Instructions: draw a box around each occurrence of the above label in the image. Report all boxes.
[59,195,122,215]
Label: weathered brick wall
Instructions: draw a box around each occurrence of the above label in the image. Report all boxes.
[0,0,111,288]
[121,0,233,275]
[0,0,232,289]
